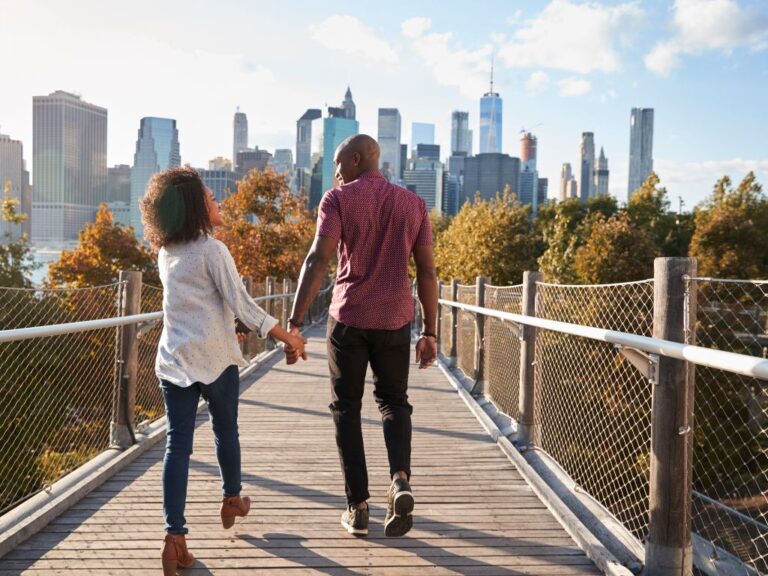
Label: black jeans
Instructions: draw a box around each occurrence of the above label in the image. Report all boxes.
[327,316,413,505]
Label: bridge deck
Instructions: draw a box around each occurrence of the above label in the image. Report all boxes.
[2,326,600,575]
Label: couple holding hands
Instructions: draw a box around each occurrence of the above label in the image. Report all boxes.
[140,134,438,574]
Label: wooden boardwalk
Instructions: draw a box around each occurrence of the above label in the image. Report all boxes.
[2,325,600,575]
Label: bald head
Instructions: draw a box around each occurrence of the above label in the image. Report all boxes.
[333,134,381,186]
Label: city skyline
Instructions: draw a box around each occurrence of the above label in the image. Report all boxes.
[0,0,766,209]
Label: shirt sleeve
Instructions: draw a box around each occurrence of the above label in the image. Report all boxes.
[415,200,433,247]
[317,190,342,240]
[206,240,279,339]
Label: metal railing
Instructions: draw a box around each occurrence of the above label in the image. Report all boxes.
[436,259,768,576]
[0,273,332,516]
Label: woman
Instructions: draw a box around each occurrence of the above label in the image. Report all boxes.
[140,167,307,575]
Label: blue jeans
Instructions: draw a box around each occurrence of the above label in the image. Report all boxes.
[161,364,242,534]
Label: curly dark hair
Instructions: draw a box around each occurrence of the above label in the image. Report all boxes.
[139,167,213,249]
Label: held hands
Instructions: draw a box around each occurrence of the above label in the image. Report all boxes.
[415,335,437,369]
[284,325,307,365]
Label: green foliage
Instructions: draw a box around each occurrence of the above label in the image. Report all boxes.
[48,203,159,287]
[690,172,768,278]
[627,172,693,257]
[434,191,543,284]
[0,180,39,287]
[574,212,658,284]
[536,198,588,283]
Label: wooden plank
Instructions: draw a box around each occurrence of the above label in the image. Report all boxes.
[6,326,600,575]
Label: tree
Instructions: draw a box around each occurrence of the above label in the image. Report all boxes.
[434,191,542,284]
[627,172,693,257]
[216,169,315,281]
[48,203,159,287]
[537,198,587,284]
[689,172,768,278]
[429,208,451,242]
[574,212,657,284]
[0,180,38,287]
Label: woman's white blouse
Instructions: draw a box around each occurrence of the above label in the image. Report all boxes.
[155,236,278,387]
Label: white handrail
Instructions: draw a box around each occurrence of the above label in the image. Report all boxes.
[0,291,304,345]
[439,299,768,381]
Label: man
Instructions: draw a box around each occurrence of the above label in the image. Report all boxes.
[286,134,438,538]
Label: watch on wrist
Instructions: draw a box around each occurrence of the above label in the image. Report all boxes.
[420,331,437,339]
[288,318,304,328]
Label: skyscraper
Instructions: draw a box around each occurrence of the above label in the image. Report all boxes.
[32,90,107,243]
[295,109,322,172]
[451,111,471,155]
[321,106,359,192]
[537,178,549,208]
[519,132,539,213]
[411,123,435,149]
[594,147,610,197]
[130,117,180,238]
[342,86,356,120]
[463,153,520,206]
[233,108,248,165]
[578,132,595,202]
[415,144,440,162]
[628,108,654,199]
[107,164,132,203]
[0,132,25,241]
[559,163,577,202]
[272,149,294,175]
[236,148,272,174]
[479,62,502,154]
[404,158,443,213]
[199,168,239,202]
[378,108,401,182]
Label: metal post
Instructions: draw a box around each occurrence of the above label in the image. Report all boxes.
[448,278,459,367]
[265,276,275,350]
[518,270,543,448]
[474,276,487,393]
[282,278,290,328]
[111,270,141,449]
[644,257,697,576]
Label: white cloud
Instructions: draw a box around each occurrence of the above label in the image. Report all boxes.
[310,15,398,64]
[401,17,432,39]
[601,88,619,102]
[655,158,768,185]
[559,77,592,97]
[645,0,768,76]
[399,17,493,99]
[498,0,644,73]
[525,71,550,93]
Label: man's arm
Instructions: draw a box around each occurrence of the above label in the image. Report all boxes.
[289,234,338,327]
[413,244,438,367]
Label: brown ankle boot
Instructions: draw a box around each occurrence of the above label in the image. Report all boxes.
[220,495,251,528]
[162,533,195,575]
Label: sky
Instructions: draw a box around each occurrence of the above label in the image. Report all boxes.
[0,0,766,209]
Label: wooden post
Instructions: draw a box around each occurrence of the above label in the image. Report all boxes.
[436,280,443,349]
[265,276,275,350]
[240,276,253,358]
[111,270,141,449]
[518,270,543,448]
[474,276,487,392]
[448,278,459,367]
[645,257,697,576]
[282,278,290,328]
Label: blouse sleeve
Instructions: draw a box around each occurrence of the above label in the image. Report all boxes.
[206,239,279,338]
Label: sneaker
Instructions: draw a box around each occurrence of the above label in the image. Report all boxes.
[341,505,369,536]
[384,477,414,537]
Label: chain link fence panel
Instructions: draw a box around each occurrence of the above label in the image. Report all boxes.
[689,278,768,574]
[456,285,476,379]
[440,283,453,357]
[484,285,524,419]
[534,280,655,541]
[135,284,164,426]
[0,284,122,514]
